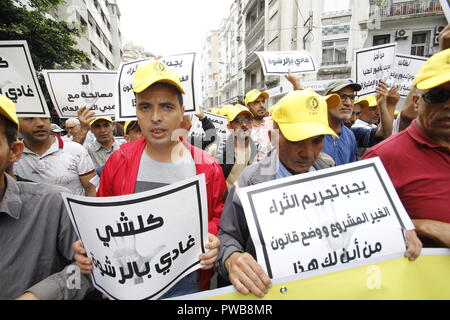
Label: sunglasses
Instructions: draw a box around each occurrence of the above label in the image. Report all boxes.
[422,88,450,104]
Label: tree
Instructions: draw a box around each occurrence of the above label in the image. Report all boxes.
[0,0,88,71]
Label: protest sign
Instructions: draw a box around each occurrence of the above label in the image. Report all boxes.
[354,43,397,97]
[238,157,413,280]
[441,0,450,23]
[115,53,197,121]
[62,175,208,300]
[176,249,450,300]
[189,112,228,142]
[43,70,117,118]
[0,40,49,117]
[256,50,317,75]
[386,54,427,97]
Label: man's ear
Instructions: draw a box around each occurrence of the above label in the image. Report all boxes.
[412,95,420,111]
[9,140,24,164]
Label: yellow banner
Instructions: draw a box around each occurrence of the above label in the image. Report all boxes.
[205,254,450,300]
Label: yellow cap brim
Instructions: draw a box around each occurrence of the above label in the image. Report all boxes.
[89,117,113,126]
[415,74,450,90]
[278,122,338,142]
[228,110,253,123]
[325,94,341,109]
[133,78,185,95]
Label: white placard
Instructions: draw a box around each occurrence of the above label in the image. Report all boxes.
[0,40,49,117]
[256,50,318,75]
[354,43,397,97]
[441,0,450,23]
[238,158,414,280]
[387,54,427,97]
[63,175,208,300]
[115,53,197,121]
[189,112,228,140]
[43,70,117,118]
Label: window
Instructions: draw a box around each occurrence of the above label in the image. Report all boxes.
[323,0,350,13]
[411,31,430,56]
[322,39,348,65]
[373,34,391,46]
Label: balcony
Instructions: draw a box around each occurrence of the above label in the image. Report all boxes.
[370,0,443,19]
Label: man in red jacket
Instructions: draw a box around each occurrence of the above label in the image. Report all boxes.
[74,60,226,298]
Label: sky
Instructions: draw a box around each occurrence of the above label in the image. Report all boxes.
[116,0,234,57]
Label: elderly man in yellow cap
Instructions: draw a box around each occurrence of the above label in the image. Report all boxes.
[13,110,96,196]
[72,60,226,299]
[244,89,272,162]
[214,104,259,189]
[84,116,121,168]
[216,89,421,297]
[216,89,338,296]
[363,48,450,248]
[352,95,379,129]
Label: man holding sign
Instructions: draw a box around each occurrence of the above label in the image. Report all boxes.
[215,89,421,298]
[74,61,226,297]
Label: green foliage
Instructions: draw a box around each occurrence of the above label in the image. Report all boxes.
[0,0,88,71]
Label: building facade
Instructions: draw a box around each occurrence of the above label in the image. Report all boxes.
[51,0,123,70]
[202,0,445,107]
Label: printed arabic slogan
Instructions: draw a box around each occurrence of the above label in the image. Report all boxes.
[238,158,414,281]
[386,54,427,97]
[62,175,208,300]
[0,40,49,117]
[354,43,397,97]
[189,112,228,140]
[43,70,117,118]
[256,50,317,75]
[115,53,197,121]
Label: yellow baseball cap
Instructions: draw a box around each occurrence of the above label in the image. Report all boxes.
[412,48,450,90]
[227,104,253,123]
[210,108,220,114]
[271,90,338,142]
[354,95,377,108]
[133,60,185,94]
[269,89,341,114]
[89,117,113,126]
[244,89,269,106]
[218,105,234,117]
[0,94,19,127]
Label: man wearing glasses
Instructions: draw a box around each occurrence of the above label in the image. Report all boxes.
[321,80,392,165]
[363,49,450,248]
[215,104,258,189]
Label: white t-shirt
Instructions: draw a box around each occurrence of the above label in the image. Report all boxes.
[14,136,95,195]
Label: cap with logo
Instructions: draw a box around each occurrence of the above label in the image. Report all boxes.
[412,48,450,90]
[133,60,185,94]
[270,90,338,142]
[89,117,113,126]
[0,94,19,127]
[244,89,269,106]
[354,95,377,108]
[227,104,253,123]
[323,79,362,95]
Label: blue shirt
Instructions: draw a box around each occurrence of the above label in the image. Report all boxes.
[276,157,315,180]
[322,124,357,166]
